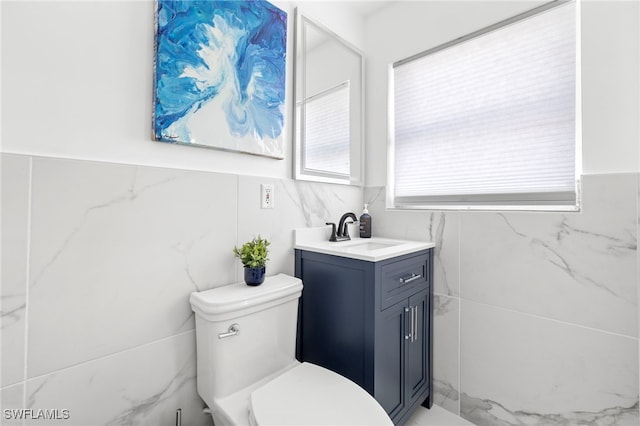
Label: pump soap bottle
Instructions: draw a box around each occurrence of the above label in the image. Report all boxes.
[359,204,372,238]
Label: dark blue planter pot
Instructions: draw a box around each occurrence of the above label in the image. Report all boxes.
[244,267,266,286]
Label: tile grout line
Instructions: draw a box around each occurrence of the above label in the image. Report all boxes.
[235,175,240,284]
[457,212,462,418]
[460,295,639,342]
[636,173,639,400]
[21,156,33,420]
[21,329,197,384]
[438,289,639,343]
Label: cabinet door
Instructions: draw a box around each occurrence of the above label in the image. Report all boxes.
[298,257,369,387]
[406,288,429,406]
[375,300,407,419]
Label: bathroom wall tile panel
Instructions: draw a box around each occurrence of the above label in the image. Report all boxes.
[27,157,238,377]
[24,331,212,426]
[1,154,30,387]
[433,294,460,415]
[460,300,639,425]
[460,174,638,336]
[365,186,460,296]
[237,177,362,278]
[1,383,25,426]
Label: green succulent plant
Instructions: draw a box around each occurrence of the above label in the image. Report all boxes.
[233,236,270,268]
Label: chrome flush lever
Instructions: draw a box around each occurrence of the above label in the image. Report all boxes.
[218,323,240,339]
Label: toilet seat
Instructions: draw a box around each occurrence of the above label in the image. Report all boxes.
[249,362,393,426]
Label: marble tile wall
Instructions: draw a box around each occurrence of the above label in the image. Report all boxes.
[0,384,24,426]
[460,174,637,337]
[366,173,640,425]
[3,153,638,425]
[0,153,362,425]
[1,155,30,389]
[460,301,638,425]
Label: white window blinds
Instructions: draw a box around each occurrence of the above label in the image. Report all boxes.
[389,1,580,210]
[301,82,350,177]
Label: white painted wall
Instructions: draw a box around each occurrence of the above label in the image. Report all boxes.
[581,0,639,174]
[0,1,366,180]
[364,0,640,186]
[294,1,367,48]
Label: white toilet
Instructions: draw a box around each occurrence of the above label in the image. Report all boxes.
[189,273,393,426]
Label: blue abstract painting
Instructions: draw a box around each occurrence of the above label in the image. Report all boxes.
[153,0,287,158]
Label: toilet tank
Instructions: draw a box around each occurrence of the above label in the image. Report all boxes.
[189,274,303,404]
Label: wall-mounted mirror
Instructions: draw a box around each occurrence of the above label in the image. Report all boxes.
[294,10,364,186]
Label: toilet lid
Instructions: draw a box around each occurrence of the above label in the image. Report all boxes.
[250,363,393,426]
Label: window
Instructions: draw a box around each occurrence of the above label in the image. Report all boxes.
[298,82,351,177]
[388,1,581,211]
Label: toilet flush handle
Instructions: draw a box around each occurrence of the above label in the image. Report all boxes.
[218,323,240,339]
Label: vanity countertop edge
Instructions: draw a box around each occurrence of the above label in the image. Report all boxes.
[294,226,435,262]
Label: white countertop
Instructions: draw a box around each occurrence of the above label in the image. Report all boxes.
[294,226,435,262]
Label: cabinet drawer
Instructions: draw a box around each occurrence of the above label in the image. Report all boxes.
[380,254,429,310]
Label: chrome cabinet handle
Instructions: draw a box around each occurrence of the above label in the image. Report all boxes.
[405,306,419,342]
[411,306,418,343]
[404,307,411,340]
[218,323,240,339]
[399,273,422,284]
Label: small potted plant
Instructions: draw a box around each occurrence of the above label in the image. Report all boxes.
[233,236,270,286]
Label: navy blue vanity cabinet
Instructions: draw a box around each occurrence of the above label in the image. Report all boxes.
[295,248,433,425]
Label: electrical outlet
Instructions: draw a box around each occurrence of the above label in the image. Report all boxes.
[261,184,274,209]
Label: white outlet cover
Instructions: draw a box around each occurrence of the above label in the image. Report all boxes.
[261,184,274,209]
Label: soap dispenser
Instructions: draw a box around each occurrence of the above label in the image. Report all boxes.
[359,204,372,238]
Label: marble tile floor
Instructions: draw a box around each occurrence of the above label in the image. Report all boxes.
[406,405,474,426]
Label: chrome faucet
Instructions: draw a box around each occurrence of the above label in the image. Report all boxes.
[326,212,356,242]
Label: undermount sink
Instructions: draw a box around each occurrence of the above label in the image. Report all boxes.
[294,226,434,262]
